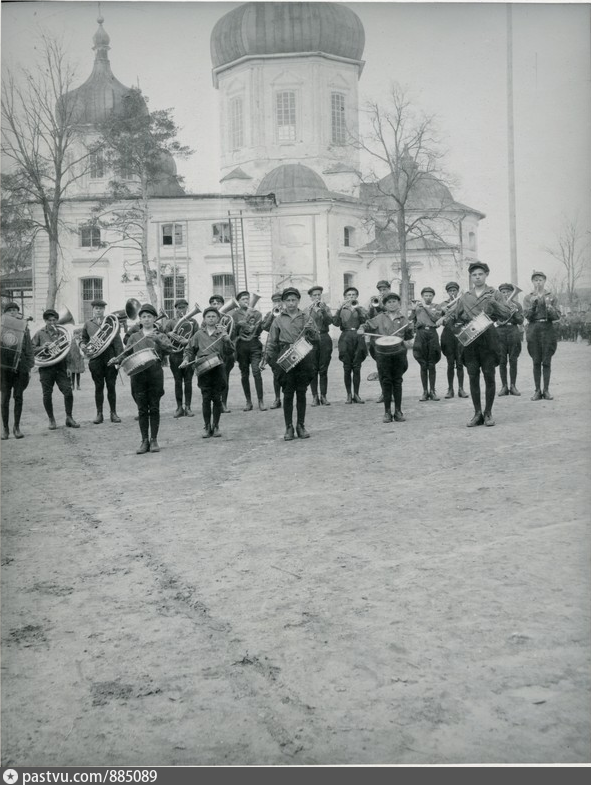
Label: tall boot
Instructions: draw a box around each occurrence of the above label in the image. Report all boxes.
[428,367,439,400]
[93,409,104,424]
[13,399,24,438]
[457,366,469,397]
[419,367,429,400]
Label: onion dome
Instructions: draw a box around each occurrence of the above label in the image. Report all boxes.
[256,164,328,202]
[211,2,365,70]
[147,152,185,197]
[59,16,148,127]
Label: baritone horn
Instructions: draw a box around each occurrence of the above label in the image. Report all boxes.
[84,299,141,358]
[219,298,239,315]
[168,302,202,351]
[34,306,75,367]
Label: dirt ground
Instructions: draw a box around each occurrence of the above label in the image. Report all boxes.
[1,341,590,766]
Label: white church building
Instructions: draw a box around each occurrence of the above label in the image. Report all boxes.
[27,2,483,324]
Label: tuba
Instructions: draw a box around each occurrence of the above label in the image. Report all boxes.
[168,303,201,352]
[84,298,140,358]
[34,307,75,367]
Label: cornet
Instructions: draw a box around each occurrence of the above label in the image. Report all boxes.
[370,296,381,308]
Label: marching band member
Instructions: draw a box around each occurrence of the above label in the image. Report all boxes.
[162,298,197,418]
[180,306,233,438]
[79,299,123,424]
[358,292,413,424]
[261,292,284,410]
[366,280,392,401]
[495,283,524,396]
[442,262,511,427]
[412,287,443,401]
[438,282,469,399]
[209,294,236,413]
[1,302,34,439]
[333,286,368,404]
[233,290,267,412]
[108,303,174,454]
[306,285,333,406]
[261,287,319,441]
[32,309,80,430]
[523,271,561,400]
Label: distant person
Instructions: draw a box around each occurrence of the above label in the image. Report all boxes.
[67,329,85,391]
[1,302,34,439]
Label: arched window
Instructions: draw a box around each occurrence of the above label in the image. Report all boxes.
[229,97,244,151]
[331,93,346,145]
[80,277,103,321]
[212,274,235,299]
[276,91,296,142]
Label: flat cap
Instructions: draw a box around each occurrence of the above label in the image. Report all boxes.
[271,292,283,301]
[90,299,107,307]
[3,301,20,313]
[138,303,158,317]
[174,299,189,308]
[236,290,250,301]
[343,286,359,297]
[281,287,301,301]
[202,306,221,318]
[445,281,460,291]
[209,295,224,305]
[468,261,490,275]
[531,270,547,280]
[308,285,323,296]
[43,309,59,320]
[421,287,435,296]
[498,283,514,292]
[383,292,401,303]
[376,280,391,289]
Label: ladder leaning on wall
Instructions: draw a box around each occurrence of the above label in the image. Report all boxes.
[228,211,247,295]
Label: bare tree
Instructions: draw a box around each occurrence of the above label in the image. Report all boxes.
[87,88,192,306]
[353,84,460,309]
[544,217,590,309]
[1,34,95,308]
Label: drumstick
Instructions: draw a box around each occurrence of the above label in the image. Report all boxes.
[362,324,408,338]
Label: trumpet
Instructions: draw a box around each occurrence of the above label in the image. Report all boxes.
[272,305,284,317]
[370,296,381,308]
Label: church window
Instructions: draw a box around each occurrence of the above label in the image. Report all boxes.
[343,272,355,290]
[212,222,231,244]
[331,93,346,145]
[89,151,105,179]
[80,277,103,321]
[212,274,235,299]
[80,225,101,248]
[229,97,244,150]
[161,223,184,246]
[468,231,477,252]
[162,274,186,317]
[276,91,296,142]
[343,226,355,247]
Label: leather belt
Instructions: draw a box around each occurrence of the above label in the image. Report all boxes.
[417,325,435,330]
[535,319,550,322]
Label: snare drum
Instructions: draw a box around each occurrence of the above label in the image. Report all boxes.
[120,347,159,376]
[454,312,493,347]
[374,335,405,356]
[276,336,313,372]
[196,354,223,377]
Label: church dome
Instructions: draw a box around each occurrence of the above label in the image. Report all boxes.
[147,151,185,197]
[60,17,148,127]
[211,2,365,70]
[257,164,329,202]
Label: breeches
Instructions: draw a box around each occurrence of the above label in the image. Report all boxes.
[441,327,463,366]
[131,364,164,413]
[311,334,333,376]
[39,363,73,415]
[1,367,30,405]
[526,323,557,365]
[376,352,408,409]
[412,329,441,367]
[89,354,118,407]
[338,331,367,370]
[197,365,226,401]
[496,326,522,365]
[462,329,500,376]
[237,339,263,380]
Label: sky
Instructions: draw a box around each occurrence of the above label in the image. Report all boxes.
[2,0,590,290]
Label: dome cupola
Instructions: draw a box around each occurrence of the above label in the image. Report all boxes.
[257,164,329,202]
[211,2,365,74]
[59,15,148,127]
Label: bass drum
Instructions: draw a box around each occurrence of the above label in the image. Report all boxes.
[196,354,223,377]
[120,347,159,376]
[1,313,26,371]
[374,335,405,356]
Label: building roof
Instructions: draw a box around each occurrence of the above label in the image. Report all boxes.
[59,16,148,127]
[220,167,253,182]
[360,171,484,219]
[358,229,458,255]
[211,2,365,71]
[256,164,329,202]
[0,267,33,289]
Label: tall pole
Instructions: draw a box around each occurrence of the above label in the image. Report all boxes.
[507,4,519,286]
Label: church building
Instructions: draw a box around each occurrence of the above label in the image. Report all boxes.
[26,2,483,323]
